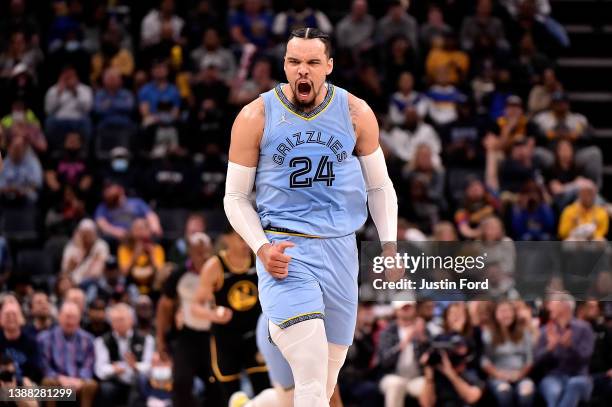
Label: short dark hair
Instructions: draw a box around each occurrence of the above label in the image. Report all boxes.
[288,27,331,57]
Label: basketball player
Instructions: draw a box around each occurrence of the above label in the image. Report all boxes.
[191,228,270,404]
[228,313,344,407]
[224,27,398,407]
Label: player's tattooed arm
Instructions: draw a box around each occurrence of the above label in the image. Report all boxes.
[228,96,266,167]
[348,93,380,156]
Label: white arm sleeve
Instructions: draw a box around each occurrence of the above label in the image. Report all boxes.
[358,147,398,244]
[223,162,270,254]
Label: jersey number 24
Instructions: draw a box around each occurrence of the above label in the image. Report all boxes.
[289,156,335,188]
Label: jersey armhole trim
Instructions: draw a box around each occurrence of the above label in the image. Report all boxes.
[260,94,273,149]
[342,89,358,143]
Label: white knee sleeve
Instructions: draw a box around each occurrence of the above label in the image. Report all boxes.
[326,343,348,401]
[270,319,329,407]
[247,387,294,407]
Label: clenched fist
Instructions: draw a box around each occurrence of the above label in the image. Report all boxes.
[257,241,295,279]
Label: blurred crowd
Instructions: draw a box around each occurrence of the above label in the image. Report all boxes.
[0,0,610,406]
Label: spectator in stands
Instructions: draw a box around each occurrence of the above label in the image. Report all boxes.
[388,72,428,126]
[190,28,236,83]
[39,302,98,407]
[230,58,277,106]
[0,0,39,48]
[454,177,500,239]
[426,33,469,86]
[493,95,537,153]
[138,60,180,127]
[577,300,612,407]
[5,63,39,122]
[27,291,55,335]
[134,295,154,337]
[94,303,154,405]
[442,98,487,171]
[479,215,516,275]
[140,0,184,49]
[167,213,206,266]
[382,106,441,167]
[460,0,510,52]
[420,302,484,407]
[0,354,38,407]
[501,0,569,48]
[83,297,110,338]
[535,293,595,407]
[339,303,380,407]
[188,62,230,152]
[481,301,535,407]
[426,66,465,129]
[97,147,136,193]
[93,68,135,129]
[0,134,42,204]
[64,287,86,315]
[510,179,556,240]
[61,219,109,286]
[228,0,274,49]
[272,0,333,40]
[90,23,134,85]
[376,0,419,56]
[94,181,162,242]
[118,218,166,296]
[420,4,452,50]
[399,145,447,234]
[533,92,602,186]
[0,301,43,383]
[85,257,140,306]
[384,36,420,96]
[528,68,562,114]
[335,0,375,55]
[558,179,609,241]
[352,63,386,113]
[512,33,552,96]
[44,65,93,140]
[488,137,540,194]
[0,30,42,81]
[378,300,427,407]
[0,99,46,154]
[544,139,593,209]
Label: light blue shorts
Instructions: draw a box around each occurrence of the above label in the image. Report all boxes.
[257,231,358,346]
[256,314,293,388]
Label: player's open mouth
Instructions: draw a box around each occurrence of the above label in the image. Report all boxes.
[297,81,312,97]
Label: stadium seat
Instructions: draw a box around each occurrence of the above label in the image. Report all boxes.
[16,249,54,290]
[95,124,134,160]
[202,209,229,239]
[158,208,190,242]
[43,235,70,274]
[0,205,38,242]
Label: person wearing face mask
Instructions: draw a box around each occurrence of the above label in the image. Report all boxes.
[94,303,155,406]
[141,352,173,407]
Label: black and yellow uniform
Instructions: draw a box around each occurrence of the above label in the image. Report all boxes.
[210,250,270,401]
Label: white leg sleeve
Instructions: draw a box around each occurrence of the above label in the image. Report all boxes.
[269,319,329,407]
[246,387,294,407]
[326,343,348,401]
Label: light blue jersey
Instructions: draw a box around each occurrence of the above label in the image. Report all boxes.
[256,83,367,237]
[255,83,364,346]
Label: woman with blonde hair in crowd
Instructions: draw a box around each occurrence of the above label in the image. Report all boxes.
[481,300,535,407]
[61,218,109,285]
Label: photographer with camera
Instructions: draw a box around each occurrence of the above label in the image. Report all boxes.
[378,300,428,407]
[420,303,484,407]
[0,354,38,407]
